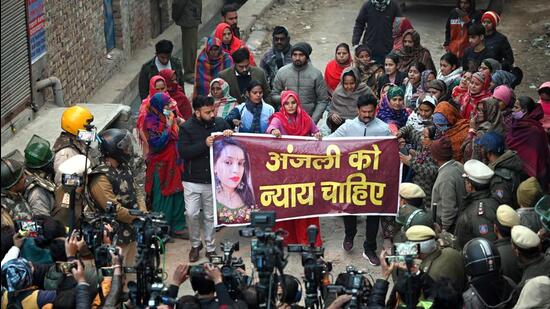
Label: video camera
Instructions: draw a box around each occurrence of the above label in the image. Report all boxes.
[81,201,118,251]
[240,211,287,309]
[208,241,247,299]
[327,266,372,309]
[288,225,332,309]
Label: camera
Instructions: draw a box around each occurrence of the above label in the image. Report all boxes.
[327,266,372,309]
[16,220,42,238]
[385,242,419,265]
[95,245,119,268]
[81,201,118,251]
[62,173,84,187]
[207,241,246,299]
[58,261,77,274]
[77,128,97,143]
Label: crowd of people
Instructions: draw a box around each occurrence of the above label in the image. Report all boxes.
[1,0,549,308]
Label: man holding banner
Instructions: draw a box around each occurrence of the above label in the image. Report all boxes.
[328,93,391,266]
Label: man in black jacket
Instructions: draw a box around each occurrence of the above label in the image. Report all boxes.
[172,0,202,84]
[178,96,232,262]
[481,11,514,70]
[351,0,402,65]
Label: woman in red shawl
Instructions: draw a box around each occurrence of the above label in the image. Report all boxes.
[392,17,414,50]
[214,22,256,66]
[144,93,187,237]
[159,69,192,120]
[432,101,470,162]
[506,96,550,187]
[459,71,491,119]
[324,43,352,95]
[266,90,322,246]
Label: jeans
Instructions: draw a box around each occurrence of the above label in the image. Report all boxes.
[183,182,215,252]
[343,215,379,251]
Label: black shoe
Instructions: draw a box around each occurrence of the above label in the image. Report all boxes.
[189,243,204,263]
[342,238,354,252]
[363,249,380,266]
[205,250,217,260]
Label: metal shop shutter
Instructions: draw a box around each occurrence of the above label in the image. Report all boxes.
[1,0,32,128]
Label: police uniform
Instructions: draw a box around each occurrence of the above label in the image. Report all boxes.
[455,160,499,248]
[1,191,32,225]
[406,225,466,292]
[511,225,550,290]
[24,170,55,216]
[494,205,522,283]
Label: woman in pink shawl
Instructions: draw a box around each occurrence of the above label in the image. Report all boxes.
[506,96,550,188]
[459,71,491,119]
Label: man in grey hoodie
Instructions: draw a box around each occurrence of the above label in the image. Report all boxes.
[328,93,391,266]
[271,42,329,123]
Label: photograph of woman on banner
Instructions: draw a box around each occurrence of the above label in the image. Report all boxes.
[266,90,323,247]
[213,138,256,224]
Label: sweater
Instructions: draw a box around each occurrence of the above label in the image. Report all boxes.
[328,117,391,137]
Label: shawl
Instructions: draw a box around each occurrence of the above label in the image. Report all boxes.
[437,67,463,88]
[144,93,183,196]
[392,17,414,50]
[395,29,434,73]
[433,101,469,162]
[353,55,382,93]
[420,70,435,93]
[462,98,504,161]
[404,80,422,109]
[459,71,491,119]
[377,86,410,129]
[159,69,192,120]
[214,23,256,66]
[210,78,238,118]
[539,81,550,115]
[331,67,373,120]
[137,75,168,157]
[269,90,315,136]
[194,37,233,97]
[506,104,550,181]
[325,58,352,93]
[245,100,263,133]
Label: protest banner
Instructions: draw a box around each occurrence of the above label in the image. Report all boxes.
[211,133,402,226]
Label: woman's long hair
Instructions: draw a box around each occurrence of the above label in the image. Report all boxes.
[213,138,255,208]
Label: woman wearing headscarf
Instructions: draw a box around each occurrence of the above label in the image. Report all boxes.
[478,58,516,89]
[506,96,550,186]
[214,22,256,66]
[144,93,187,237]
[492,85,515,131]
[394,29,435,74]
[353,45,384,95]
[266,90,322,246]
[194,37,233,97]
[209,77,238,118]
[392,17,414,50]
[225,80,274,133]
[406,94,436,132]
[377,86,410,133]
[324,43,353,95]
[159,69,192,121]
[459,71,491,119]
[461,98,504,161]
[327,67,373,132]
[432,101,470,162]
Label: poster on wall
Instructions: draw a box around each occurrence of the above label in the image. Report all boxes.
[211,133,402,226]
[27,0,47,63]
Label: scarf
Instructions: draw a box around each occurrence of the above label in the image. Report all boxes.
[392,17,414,50]
[269,90,314,136]
[506,104,550,181]
[2,258,32,292]
[194,37,233,97]
[404,79,422,109]
[420,70,434,93]
[210,78,238,118]
[325,57,352,93]
[460,71,492,119]
[378,87,410,129]
[474,98,504,135]
[246,100,263,133]
[353,54,381,93]
[433,102,469,162]
[214,23,256,66]
[332,67,373,119]
[539,81,550,115]
[395,29,430,72]
[144,93,183,196]
[437,67,463,88]
[137,75,167,133]
[159,69,192,120]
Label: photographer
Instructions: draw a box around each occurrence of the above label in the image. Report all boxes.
[88,128,147,263]
[277,274,304,309]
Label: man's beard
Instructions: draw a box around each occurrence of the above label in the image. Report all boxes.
[404,46,413,54]
[293,60,304,67]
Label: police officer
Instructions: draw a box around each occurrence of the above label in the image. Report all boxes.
[1,158,33,228]
[88,128,146,263]
[23,135,56,216]
[511,225,550,291]
[53,105,97,185]
[462,237,516,309]
[493,205,522,283]
[455,159,499,248]
[405,225,466,292]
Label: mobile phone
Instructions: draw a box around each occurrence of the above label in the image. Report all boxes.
[77,129,97,143]
[394,242,420,256]
[16,220,42,238]
[58,261,77,274]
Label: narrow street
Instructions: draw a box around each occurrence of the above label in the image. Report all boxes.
[163,0,549,297]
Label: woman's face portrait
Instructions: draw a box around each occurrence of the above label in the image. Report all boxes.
[215,144,246,191]
[335,47,350,65]
[283,95,298,114]
[222,28,233,45]
[343,75,356,93]
[155,80,166,93]
[248,85,263,104]
[211,82,223,99]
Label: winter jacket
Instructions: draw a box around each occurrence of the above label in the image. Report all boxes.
[455,189,499,248]
[260,46,293,88]
[377,71,407,96]
[488,150,525,208]
[485,31,514,70]
[352,1,402,57]
[138,56,185,100]
[494,238,522,284]
[218,66,271,104]
[419,247,466,293]
[225,102,275,133]
[272,62,329,123]
[444,8,482,58]
[462,46,496,72]
[462,275,516,309]
[178,116,231,184]
[172,0,202,28]
[431,160,467,232]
